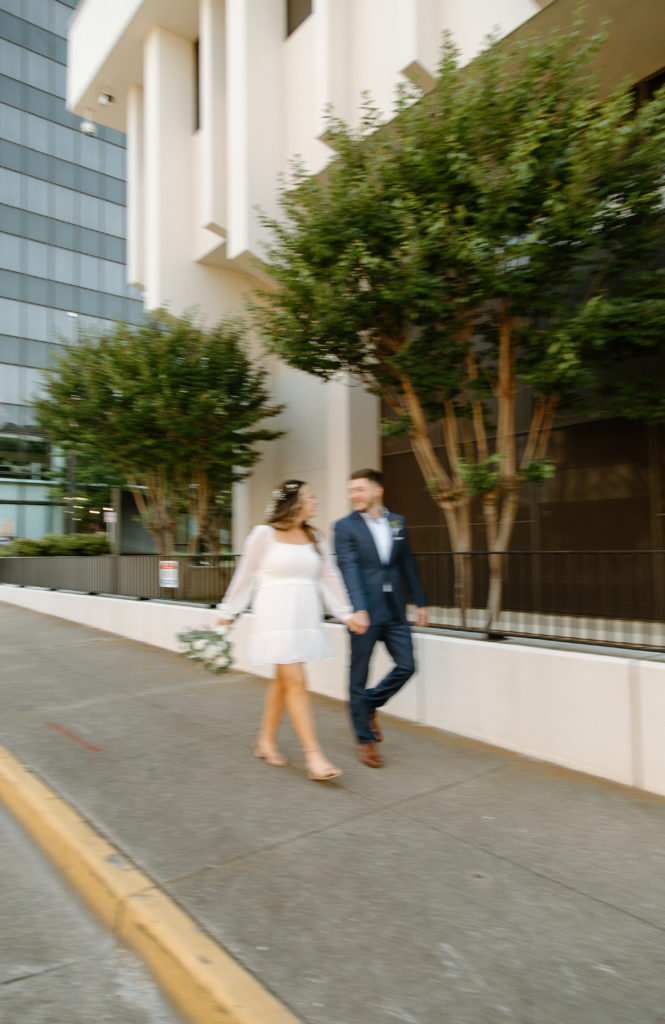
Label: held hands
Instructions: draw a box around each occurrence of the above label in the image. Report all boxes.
[347,611,370,635]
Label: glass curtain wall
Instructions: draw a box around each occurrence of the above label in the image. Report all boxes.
[0,0,143,540]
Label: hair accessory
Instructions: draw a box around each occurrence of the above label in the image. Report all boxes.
[265,488,286,520]
[264,482,302,521]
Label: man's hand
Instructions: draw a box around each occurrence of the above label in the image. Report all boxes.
[415,607,429,628]
[347,611,370,635]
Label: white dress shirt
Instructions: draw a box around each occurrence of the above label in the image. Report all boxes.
[361,509,393,590]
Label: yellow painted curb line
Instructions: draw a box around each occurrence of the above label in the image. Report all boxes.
[0,745,302,1024]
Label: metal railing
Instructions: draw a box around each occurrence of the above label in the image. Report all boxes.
[1,550,664,648]
[413,549,665,624]
[0,554,238,604]
[413,549,665,648]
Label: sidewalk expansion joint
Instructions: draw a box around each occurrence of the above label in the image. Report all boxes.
[2,955,95,987]
[400,810,665,936]
[0,744,304,1024]
[164,779,503,884]
[362,763,514,813]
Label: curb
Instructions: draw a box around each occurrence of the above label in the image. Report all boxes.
[0,745,302,1024]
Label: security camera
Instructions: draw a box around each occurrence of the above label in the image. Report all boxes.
[97,92,114,105]
[80,118,97,135]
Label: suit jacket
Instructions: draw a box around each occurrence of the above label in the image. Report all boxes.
[334,510,426,626]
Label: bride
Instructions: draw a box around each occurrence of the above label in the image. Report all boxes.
[217,480,366,781]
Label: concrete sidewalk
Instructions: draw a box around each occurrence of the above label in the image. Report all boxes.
[1,602,665,1024]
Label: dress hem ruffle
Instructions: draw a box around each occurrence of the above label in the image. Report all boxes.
[248,628,333,667]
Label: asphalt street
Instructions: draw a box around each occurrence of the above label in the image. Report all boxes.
[0,803,184,1024]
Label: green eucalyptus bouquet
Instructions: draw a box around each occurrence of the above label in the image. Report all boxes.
[176,625,233,674]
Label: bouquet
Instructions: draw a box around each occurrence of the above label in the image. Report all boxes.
[177,625,233,674]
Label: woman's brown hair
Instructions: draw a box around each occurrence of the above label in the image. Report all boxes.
[266,479,320,551]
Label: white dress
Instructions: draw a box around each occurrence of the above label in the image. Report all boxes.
[217,524,353,666]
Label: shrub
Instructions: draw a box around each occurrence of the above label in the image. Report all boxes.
[4,538,44,556]
[0,534,110,556]
[67,534,110,555]
[38,533,71,555]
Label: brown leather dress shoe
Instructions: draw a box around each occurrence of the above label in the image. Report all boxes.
[369,712,383,742]
[358,742,383,768]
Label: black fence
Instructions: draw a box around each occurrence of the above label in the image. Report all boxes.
[413,549,665,625]
[0,554,238,604]
[1,550,664,648]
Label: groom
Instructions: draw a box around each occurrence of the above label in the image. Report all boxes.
[334,469,428,767]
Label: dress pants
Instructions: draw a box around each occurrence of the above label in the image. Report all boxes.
[349,599,415,743]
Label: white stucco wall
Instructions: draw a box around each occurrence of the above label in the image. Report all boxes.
[4,585,665,798]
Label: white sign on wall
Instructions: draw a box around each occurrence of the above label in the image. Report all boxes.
[159,560,179,588]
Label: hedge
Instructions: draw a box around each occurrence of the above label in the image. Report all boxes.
[0,534,111,556]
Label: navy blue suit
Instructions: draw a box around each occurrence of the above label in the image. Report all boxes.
[334,510,426,743]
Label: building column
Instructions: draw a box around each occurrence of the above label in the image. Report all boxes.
[225,0,283,261]
[199,0,226,237]
[126,84,144,290]
[315,0,351,132]
[143,26,195,309]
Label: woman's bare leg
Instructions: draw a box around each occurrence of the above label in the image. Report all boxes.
[277,663,341,779]
[254,677,288,765]
[260,677,285,735]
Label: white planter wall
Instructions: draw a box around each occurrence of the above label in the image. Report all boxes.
[3,585,664,797]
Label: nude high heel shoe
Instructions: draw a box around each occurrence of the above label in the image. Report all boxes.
[304,748,343,782]
[253,733,289,767]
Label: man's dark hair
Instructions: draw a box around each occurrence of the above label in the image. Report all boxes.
[350,468,383,487]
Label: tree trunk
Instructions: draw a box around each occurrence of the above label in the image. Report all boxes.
[445,501,472,625]
[485,492,519,630]
[187,531,201,555]
[205,511,224,555]
[186,471,213,555]
[162,526,176,556]
[483,308,518,631]
[126,475,174,557]
[482,312,558,630]
[441,401,473,620]
[398,378,472,624]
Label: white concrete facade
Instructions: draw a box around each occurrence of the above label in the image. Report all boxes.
[67,0,545,541]
[4,585,665,797]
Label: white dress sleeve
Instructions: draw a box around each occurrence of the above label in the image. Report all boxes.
[216,525,272,619]
[317,535,353,623]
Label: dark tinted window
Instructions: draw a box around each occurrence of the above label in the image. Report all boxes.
[634,66,665,105]
[286,0,311,37]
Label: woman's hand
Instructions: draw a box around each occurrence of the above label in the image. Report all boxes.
[217,618,230,627]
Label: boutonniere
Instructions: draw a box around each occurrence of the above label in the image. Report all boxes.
[389,518,403,540]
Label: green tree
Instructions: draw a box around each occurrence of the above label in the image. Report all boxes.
[35,312,283,555]
[252,19,665,626]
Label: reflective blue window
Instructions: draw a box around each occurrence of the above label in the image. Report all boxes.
[0,232,21,270]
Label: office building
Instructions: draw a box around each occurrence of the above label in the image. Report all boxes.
[0,0,142,540]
